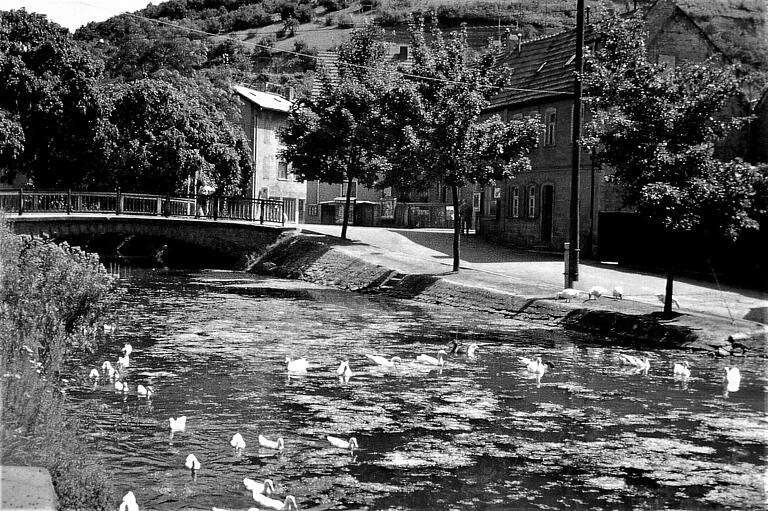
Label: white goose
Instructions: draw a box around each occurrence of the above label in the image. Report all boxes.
[114,380,128,392]
[557,288,583,302]
[724,367,741,392]
[137,384,154,398]
[184,453,200,475]
[101,360,113,373]
[122,343,133,356]
[230,433,246,450]
[336,360,353,378]
[89,368,100,380]
[117,355,130,369]
[416,350,447,366]
[519,356,548,375]
[169,416,187,433]
[588,286,609,300]
[251,494,298,511]
[673,361,691,378]
[327,435,358,451]
[365,354,402,367]
[656,293,681,309]
[118,491,138,511]
[618,354,651,371]
[258,434,284,451]
[285,357,308,373]
[612,286,624,299]
[243,477,275,496]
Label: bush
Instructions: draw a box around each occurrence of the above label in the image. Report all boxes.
[0,219,117,510]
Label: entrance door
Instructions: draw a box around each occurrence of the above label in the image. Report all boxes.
[541,184,554,245]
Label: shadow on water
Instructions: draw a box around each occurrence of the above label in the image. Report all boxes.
[64,269,767,510]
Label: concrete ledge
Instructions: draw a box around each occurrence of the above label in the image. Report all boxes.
[253,234,767,356]
[0,466,58,511]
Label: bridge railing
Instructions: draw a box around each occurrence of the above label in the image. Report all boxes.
[0,189,286,226]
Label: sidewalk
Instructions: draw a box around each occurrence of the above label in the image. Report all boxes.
[298,224,768,327]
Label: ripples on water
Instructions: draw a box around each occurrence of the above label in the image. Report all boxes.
[65,270,767,510]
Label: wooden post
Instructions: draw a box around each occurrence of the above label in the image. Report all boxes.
[116,187,122,215]
[18,188,23,215]
[66,189,72,214]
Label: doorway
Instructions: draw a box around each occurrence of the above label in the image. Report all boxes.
[541,184,554,245]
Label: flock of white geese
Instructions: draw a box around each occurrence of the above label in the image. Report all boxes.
[94,333,743,511]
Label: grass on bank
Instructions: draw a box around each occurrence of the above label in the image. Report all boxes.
[0,219,118,510]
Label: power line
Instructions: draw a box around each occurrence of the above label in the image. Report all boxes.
[121,12,572,96]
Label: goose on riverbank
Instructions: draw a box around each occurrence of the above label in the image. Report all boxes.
[365,354,402,367]
[119,491,138,511]
[656,293,681,309]
[185,453,200,475]
[327,435,358,451]
[618,354,650,371]
[243,477,275,496]
[169,416,187,433]
[285,357,308,373]
[416,350,447,366]
[673,361,691,378]
[230,433,246,450]
[336,360,353,378]
[251,494,298,510]
[588,286,609,300]
[258,434,284,451]
[557,288,583,302]
[612,286,624,299]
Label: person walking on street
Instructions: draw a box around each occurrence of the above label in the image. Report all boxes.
[459,199,473,235]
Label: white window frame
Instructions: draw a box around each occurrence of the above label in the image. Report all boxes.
[528,185,536,217]
[277,160,289,180]
[340,181,358,198]
[545,108,557,146]
[510,186,519,217]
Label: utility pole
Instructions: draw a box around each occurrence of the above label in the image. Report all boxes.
[567,0,586,287]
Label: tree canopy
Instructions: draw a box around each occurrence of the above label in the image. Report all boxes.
[383,19,541,271]
[280,25,392,239]
[584,14,766,314]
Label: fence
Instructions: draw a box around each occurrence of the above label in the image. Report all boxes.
[0,189,287,226]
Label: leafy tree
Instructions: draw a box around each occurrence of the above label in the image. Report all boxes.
[280,25,392,239]
[382,19,541,271]
[0,9,108,188]
[101,78,252,196]
[584,14,766,316]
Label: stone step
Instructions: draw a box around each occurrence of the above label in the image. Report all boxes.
[0,466,58,511]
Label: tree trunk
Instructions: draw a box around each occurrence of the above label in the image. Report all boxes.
[452,184,460,272]
[341,176,353,240]
[664,265,675,318]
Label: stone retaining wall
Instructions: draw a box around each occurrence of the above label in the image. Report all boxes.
[253,235,766,356]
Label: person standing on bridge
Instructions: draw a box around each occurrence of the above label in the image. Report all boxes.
[459,199,473,235]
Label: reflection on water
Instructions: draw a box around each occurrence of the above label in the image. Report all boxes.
[65,270,767,510]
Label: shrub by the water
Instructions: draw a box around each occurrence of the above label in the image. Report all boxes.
[0,219,117,510]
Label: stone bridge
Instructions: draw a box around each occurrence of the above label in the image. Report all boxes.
[6,214,297,269]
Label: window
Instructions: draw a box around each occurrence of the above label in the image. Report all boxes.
[308,204,318,217]
[545,108,557,146]
[509,186,519,217]
[528,185,536,217]
[341,181,357,197]
[277,161,289,180]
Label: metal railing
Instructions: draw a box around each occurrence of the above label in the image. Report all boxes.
[0,189,287,226]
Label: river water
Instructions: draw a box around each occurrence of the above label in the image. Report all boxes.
[65,270,767,510]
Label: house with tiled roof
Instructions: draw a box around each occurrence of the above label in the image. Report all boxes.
[234,84,306,222]
[479,0,726,256]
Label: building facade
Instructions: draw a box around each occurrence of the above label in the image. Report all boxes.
[481,0,724,256]
[234,84,306,223]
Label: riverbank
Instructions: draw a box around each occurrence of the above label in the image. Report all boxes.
[251,230,767,357]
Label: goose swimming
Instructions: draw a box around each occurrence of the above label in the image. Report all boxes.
[336,360,353,378]
[327,435,358,451]
[230,433,246,450]
[365,354,402,367]
[258,434,284,451]
[673,361,691,378]
[251,494,298,511]
[285,357,308,373]
[448,340,479,357]
[519,356,548,375]
[169,416,187,433]
[184,453,200,475]
[618,354,651,371]
[724,366,741,392]
[118,491,138,511]
[117,355,130,369]
[89,368,100,379]
[416,350,447,366]
[136,384,154,398]
[114,380,128,392]
[122,343,133,356]
[243,477,275,496]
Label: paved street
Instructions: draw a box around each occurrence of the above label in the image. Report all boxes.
[300,224,768,326]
